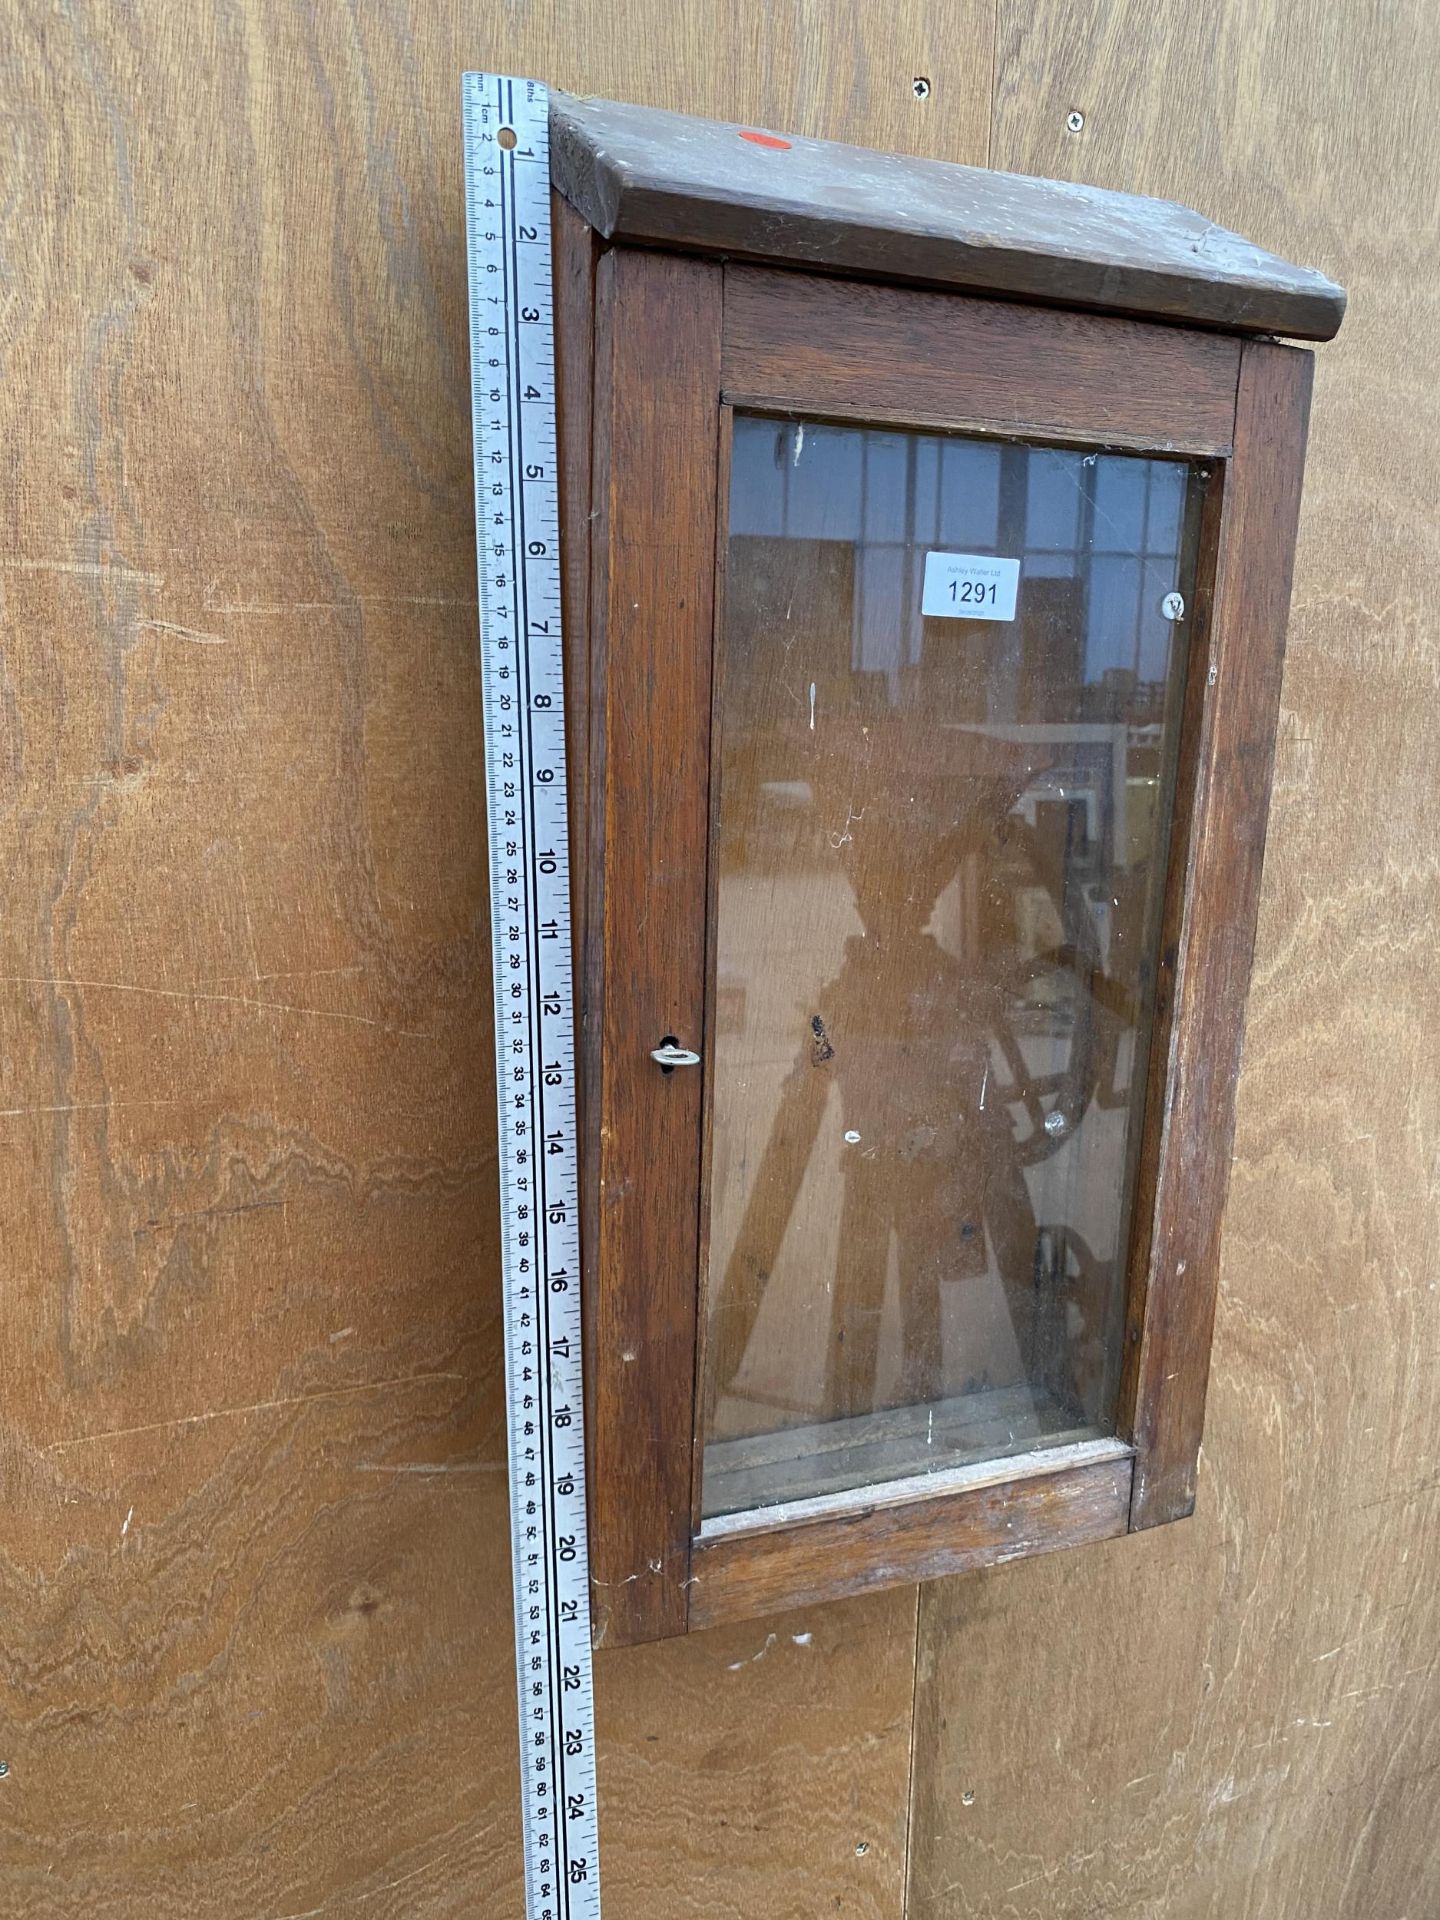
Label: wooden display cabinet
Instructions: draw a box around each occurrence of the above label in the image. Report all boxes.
[541,93,1345,1645]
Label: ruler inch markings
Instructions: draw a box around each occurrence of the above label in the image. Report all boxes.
[463,72,601,1920]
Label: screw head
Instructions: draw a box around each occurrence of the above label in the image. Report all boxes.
[912,76,931,100]
[0,1761,10,1779]
[1162,591,1186,621]
[1043,1109,1068,1137]
[1066,109,1085,134]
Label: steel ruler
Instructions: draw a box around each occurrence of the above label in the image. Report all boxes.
[462,72,601,1920]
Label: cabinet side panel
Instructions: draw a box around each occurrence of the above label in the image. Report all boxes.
[1127,340,1314,1527]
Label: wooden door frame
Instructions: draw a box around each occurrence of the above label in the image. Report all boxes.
[571,244,1313,1646]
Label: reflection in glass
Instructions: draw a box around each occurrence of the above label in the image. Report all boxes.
[700,415,1202,1519]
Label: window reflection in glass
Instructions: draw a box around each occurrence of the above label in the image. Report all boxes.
[700,414,1203,1520]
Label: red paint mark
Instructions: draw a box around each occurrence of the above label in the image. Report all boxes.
[738,130,792,150]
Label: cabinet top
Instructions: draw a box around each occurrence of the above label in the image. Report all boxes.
[550,92,1345,342]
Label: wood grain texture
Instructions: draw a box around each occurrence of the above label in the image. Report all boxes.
[1124,341,1312,1527]
[584,249,722,1647]
[0,3,516,1912]
[0,0,994,1912]
[722,268,1241,454]
[691,1450,1133,1628]
[596,1585,918,1919]
[6,0,1430,1915]
[909,1,1440,1915]
[1,1389,524,1920]
[551,92,1345,339]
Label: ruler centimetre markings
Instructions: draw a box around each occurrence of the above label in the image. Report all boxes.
[462,73,601,1920]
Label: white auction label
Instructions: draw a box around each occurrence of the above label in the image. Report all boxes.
[922,550,1021,622]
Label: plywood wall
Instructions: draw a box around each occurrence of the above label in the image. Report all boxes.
[2,3,1435,1916]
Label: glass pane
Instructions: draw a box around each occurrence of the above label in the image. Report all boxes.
[700,415,1203,1521]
